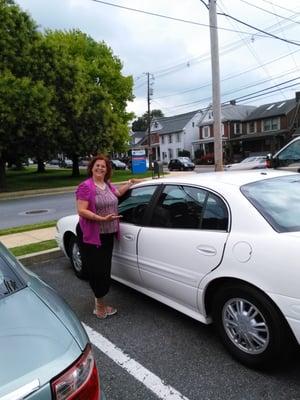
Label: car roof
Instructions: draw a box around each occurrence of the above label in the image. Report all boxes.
[137,169,298,189]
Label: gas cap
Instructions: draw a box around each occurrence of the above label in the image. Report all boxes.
[232,241,252,263]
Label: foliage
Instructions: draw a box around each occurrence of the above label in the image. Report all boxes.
[132,109,164,132]
[178,149,191,158]
[0,221,57,236]
[10,239,57,256]
[43,30,134,177]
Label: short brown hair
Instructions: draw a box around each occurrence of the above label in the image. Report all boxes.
[87,154,112,181]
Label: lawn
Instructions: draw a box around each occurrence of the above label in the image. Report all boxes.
[2,166,153,192]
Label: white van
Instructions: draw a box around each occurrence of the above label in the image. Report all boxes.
[269,136,300,172]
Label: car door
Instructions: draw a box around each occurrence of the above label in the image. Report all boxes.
[137,184,230,311]
[112,185,158,285]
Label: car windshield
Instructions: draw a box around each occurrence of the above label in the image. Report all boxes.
[0,244,26,299]
[241,174,300,232]
[240,157,256,163]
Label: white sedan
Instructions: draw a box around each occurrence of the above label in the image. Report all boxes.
[225,155,268,171]
[56,170,300,369]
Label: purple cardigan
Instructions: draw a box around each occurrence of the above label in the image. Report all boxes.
[75,178,120,246]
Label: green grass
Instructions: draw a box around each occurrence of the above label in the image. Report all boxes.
[0,220,57,236]
[2,166,153,193]
[10,239,58,257]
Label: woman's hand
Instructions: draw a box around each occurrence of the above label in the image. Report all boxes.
[103,213,123,222]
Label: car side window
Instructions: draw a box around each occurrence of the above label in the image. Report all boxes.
[277,139,300,163]
[118,186,157,225]
[0,251,25,299]
[149,185,228,230]
[202,193,228,230]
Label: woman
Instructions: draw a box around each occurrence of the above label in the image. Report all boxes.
[76,154,139,319]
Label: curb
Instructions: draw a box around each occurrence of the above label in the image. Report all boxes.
[18,248,63,266]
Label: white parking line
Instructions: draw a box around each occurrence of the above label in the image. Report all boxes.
[83,323,190,400]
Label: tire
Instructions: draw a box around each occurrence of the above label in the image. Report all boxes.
[212,284,292,369]
[69,235,88,279]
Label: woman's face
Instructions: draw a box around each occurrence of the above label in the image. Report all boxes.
[92,159,107,180]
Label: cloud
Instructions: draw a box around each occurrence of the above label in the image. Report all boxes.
[15,0,300,117]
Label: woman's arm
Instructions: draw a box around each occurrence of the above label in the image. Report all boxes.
[114,178,144,197]
[77,199,121,222]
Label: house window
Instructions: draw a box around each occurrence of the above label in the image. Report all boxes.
[176,133,180,142]
[221,124,224,136]
[161,135,165,144]
[176,148,181,156]
[192,122,195,127]
[168,148,173,159]
[263,118,280,132]
[168,135,172,144]
[208,111,213,119]
[234,123,242,135]
[162,152,167,159]
[203,126,210,139]
[247,121,256,134]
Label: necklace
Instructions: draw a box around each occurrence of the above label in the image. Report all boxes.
[94,181,106,190]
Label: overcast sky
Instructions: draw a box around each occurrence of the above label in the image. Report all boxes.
[16,0,300,118]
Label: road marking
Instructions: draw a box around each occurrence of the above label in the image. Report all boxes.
[83,323,190,400]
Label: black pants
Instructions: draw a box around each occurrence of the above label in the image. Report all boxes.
[76,223,115,298]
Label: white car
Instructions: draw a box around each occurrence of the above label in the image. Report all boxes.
[56,170,300,369]
[225,156,268,171]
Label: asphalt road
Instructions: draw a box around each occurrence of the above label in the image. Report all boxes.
[29,256,300,400]
[0,167,214,229]
[0,192,76,229]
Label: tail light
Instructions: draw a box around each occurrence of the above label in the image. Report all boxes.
[51,344,100,400]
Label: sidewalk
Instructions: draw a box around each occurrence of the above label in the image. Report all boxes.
[1,227,57,248]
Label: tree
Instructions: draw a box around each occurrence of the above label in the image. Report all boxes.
[44,30,134,177]
[0,0,42,188]
[132,109,164,132]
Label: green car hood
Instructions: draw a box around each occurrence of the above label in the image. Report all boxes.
[0,287,83,398]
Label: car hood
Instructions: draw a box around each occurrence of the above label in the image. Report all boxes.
[0,287,83,397]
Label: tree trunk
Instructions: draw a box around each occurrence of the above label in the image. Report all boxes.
[0,158,7,191]
[71,155,80,177]
[37,158,45,173]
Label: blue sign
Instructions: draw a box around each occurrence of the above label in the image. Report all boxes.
[132,150,147,174]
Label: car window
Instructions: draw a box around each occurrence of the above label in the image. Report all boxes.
[118,186,157,225]
[277,140,300,162]
[0,247,26,299]
[241,174,300,232]
[149,185,228,230]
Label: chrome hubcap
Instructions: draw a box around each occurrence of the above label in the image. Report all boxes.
[71,242,82,273]
[222,298,269,354]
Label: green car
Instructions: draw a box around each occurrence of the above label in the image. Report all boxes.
[0,242,104,400]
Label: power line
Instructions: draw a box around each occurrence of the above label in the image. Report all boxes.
[239,0,300,25]
[90,0,271,37]
[259,0,299,14]
[218,12,300,46]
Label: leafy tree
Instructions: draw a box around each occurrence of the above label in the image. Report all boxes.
[0,0,41,188]
[44,30,134,177]
[132,109,164,132]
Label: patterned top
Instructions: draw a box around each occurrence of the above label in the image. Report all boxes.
[95,185,118,234]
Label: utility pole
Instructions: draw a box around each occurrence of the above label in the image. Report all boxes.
[209,0,223,171]
[147,72,152,168]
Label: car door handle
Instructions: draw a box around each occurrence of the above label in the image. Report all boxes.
[123,234,134,241]
[196,245,217,256]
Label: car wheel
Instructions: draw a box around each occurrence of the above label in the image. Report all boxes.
[212,284,292,369]
[69,235,88,279]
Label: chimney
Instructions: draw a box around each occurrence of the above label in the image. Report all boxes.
[230,100,236,105]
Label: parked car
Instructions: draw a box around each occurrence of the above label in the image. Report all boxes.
[0,241,104,399]
[60,159,73,168]
[269,136,300,172]
[168,157,195,171]
[47,159,60,166]
[225,155,268,171]
[56,170,300,369]
[111,159,127,170]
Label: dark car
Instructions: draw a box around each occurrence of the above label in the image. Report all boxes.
[168,157,195,171]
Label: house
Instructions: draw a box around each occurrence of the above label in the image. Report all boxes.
[229,93,300,160]
[151,110,203,163]
[193,102,256,163]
